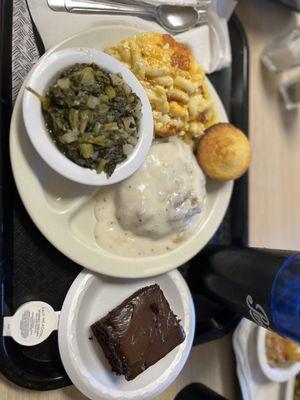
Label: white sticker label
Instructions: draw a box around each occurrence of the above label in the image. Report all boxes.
[3,302,60,346]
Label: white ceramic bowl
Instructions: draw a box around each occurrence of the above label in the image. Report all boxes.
[22,48,153,186]
[257,327,300,382]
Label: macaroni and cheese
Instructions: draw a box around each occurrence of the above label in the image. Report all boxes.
[106,33,216,145]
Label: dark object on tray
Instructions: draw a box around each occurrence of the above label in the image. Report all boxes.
[295,374,300,400]
[175,383,228,400]
[91,284,185,381]
[0,0,249,390]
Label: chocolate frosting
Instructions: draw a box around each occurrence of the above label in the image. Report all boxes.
[91,284,185,380]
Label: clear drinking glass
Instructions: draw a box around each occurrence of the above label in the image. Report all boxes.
[279,77,300,110]
[261,27,300,73]
[262,26,300,109]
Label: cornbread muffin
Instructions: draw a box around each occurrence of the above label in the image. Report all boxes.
[197,123,251,181]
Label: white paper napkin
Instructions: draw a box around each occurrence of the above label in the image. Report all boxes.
[177,11,231,72]
[27,0,235,73]
[213,0,238,20]
[233,319,292,400]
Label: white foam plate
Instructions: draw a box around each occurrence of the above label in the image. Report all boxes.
[58,269,195,400]
[10,18,233,278]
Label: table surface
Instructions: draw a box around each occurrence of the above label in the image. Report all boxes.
[2,0,300,399]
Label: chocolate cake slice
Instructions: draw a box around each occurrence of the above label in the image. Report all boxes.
[91,284,185,381]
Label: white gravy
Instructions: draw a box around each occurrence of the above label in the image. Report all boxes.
[95,140,206,257]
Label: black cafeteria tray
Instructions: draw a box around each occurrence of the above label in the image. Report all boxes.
[0,1,249,391]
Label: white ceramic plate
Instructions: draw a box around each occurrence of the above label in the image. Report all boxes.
[257,327,300,382]
[58,269,195,400]
[10,18,233,278]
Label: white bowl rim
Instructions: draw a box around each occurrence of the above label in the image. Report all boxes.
[257,327,300,382]
[22,47,153,186]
